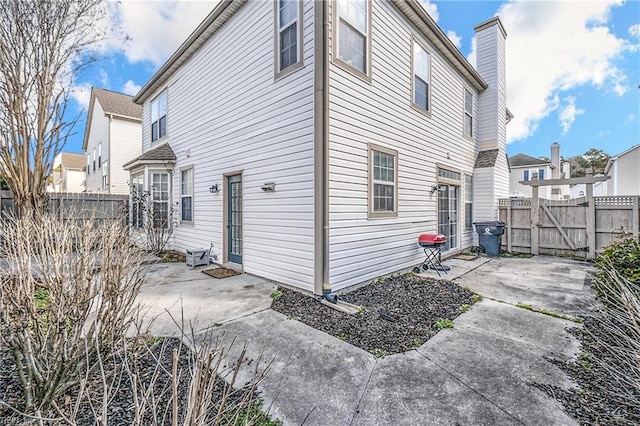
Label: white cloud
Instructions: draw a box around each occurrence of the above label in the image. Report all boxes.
[109,1,219,67]
[626,113,635,124]
[630,23,640,38]
[595,130,610,138]
[98,68,109,87]
[476,0,634,142]
[70,83,93,110]
[447,30,461,49]
[121,80,142,96]
[418,0,439,22]
[558,96,585,134]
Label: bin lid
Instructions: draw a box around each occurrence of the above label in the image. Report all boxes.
[473,221,505,226]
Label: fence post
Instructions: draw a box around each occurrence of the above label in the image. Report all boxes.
[530,179,539,255]
[585,182,596,259]
[633,196,639,238]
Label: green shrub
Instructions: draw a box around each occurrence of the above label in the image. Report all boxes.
[595,233,640,302]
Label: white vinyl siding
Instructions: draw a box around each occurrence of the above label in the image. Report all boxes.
[147,0,315,292]
[85,96,106,191]
[109,118,142,194]
[328,0,480,290]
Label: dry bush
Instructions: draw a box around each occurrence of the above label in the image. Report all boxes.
[592,265,640,413]
[0,212,147,420]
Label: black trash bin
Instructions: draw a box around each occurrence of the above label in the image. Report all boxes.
[473,221,506,256]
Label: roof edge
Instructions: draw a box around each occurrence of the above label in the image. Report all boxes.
[82,88,97,152]
[397,0,488,91]
[132,0,239,104]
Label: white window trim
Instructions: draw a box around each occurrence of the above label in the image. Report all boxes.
[274,0,304,79]
[92,148,96,172]
[368,143,398,219]
[463,89,473,139]
[333,0,372,83]
[180,167,194,224]
[411,36,431,116]
[464,174,473,230]
[98,142,102,168]
[150,171,171,229]
[150,90,168,143]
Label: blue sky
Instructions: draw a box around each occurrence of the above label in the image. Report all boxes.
[68,0,640,160]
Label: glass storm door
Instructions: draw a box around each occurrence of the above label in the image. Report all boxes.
[227,175,242,264]
[437,185,459,251]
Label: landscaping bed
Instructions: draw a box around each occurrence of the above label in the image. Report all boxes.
[271,274,478,355]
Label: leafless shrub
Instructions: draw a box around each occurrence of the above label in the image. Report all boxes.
[130,187,175,256]
[592,264,640,413]
[0,212,147,419]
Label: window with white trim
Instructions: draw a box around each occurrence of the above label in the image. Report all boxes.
[86,154,90,176]
[276,0,301,73]
[130,173,144,228]
[98,143,102,168]
[92,148,96,172]
[412,39,430,112]
[464,89,473,138]
[464,174,473,229]
[151,172,170,229]
[181,168,193,223]
[336,0,369,76]
[151,90,167,142]
[369,145,397,218]
[102,161,108,190]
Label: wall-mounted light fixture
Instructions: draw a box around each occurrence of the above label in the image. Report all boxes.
[209,184,219,194]
[261,182,276,192]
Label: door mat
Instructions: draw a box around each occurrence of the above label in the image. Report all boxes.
[456,254,477,261]
[202,267,241,279]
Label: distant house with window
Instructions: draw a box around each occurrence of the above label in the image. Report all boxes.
[47,152,87,193]
[125,0,510,294]
[509,142,570,199]
[604,144,640,196]
[83,88,142,194]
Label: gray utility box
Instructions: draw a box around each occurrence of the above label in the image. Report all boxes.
[186,249,210,268]
[473,221,506,256]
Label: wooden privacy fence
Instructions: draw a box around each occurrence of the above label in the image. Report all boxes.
[499,195,640,259]
[0,190,129,223]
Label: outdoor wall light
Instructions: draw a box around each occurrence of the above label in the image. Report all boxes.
[261,182,276,192]
[209,184,219,194]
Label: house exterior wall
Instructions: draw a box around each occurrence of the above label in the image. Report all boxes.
[85,101,108,192]
[326,0,482,290]
[509,165,553,198]
[109,118,141,194]
[64,169,86,192]
[141,0,317,292]
[614,147,640,195]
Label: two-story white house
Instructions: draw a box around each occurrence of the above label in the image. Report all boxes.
[47,152,87,193]
[509,142,570,199]
[125,0,510,295]
[604,144,640,196]
[83,88,142,194]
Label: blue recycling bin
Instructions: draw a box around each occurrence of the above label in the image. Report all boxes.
[473,221,506,256]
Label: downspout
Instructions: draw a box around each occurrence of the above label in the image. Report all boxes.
[107,114,112,194]
[313,0,337,302]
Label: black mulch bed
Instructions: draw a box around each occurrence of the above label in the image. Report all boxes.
[0,337,279,425]
[271,274,476,355]
[531,315,640,425]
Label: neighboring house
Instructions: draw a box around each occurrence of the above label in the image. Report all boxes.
[83,88,142,194]
[47,152,87,193]
[604,144,640,196]
[508,142,570,199]
[125,0,510,295]
[570,179,607,198]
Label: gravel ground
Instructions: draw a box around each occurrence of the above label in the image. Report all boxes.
[0,337,279,425]
[531,315,640,425]
[271,274,476,355]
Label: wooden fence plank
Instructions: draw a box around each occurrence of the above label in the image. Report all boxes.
[541,203,577,250]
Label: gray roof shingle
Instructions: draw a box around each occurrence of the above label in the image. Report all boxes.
[508,153,550,167]
[94,88,142,119]
[123,144,176,169]
[474,149,500,168]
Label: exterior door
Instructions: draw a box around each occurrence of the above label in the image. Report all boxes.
[227,174,243,264]
[437,185,459,251]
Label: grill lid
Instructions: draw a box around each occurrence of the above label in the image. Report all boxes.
[418,234,447,245]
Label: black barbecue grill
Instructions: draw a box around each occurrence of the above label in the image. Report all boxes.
[413,234,450,276]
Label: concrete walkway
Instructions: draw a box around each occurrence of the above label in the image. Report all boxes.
[139,256,596,425]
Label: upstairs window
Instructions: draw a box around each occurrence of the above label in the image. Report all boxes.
[369,144,398,218]
[464,89,473,138]
[524,170,529,181]
[336,0,370,78]
[276,0,302,75]
[86,155,90,176]
[151,90,167,142]
[102,161,108,190]
[98,142,102,168]
[92,148,96,172]
[412,39,430,112]
[538,169,545,180]
[181,168,193,223]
